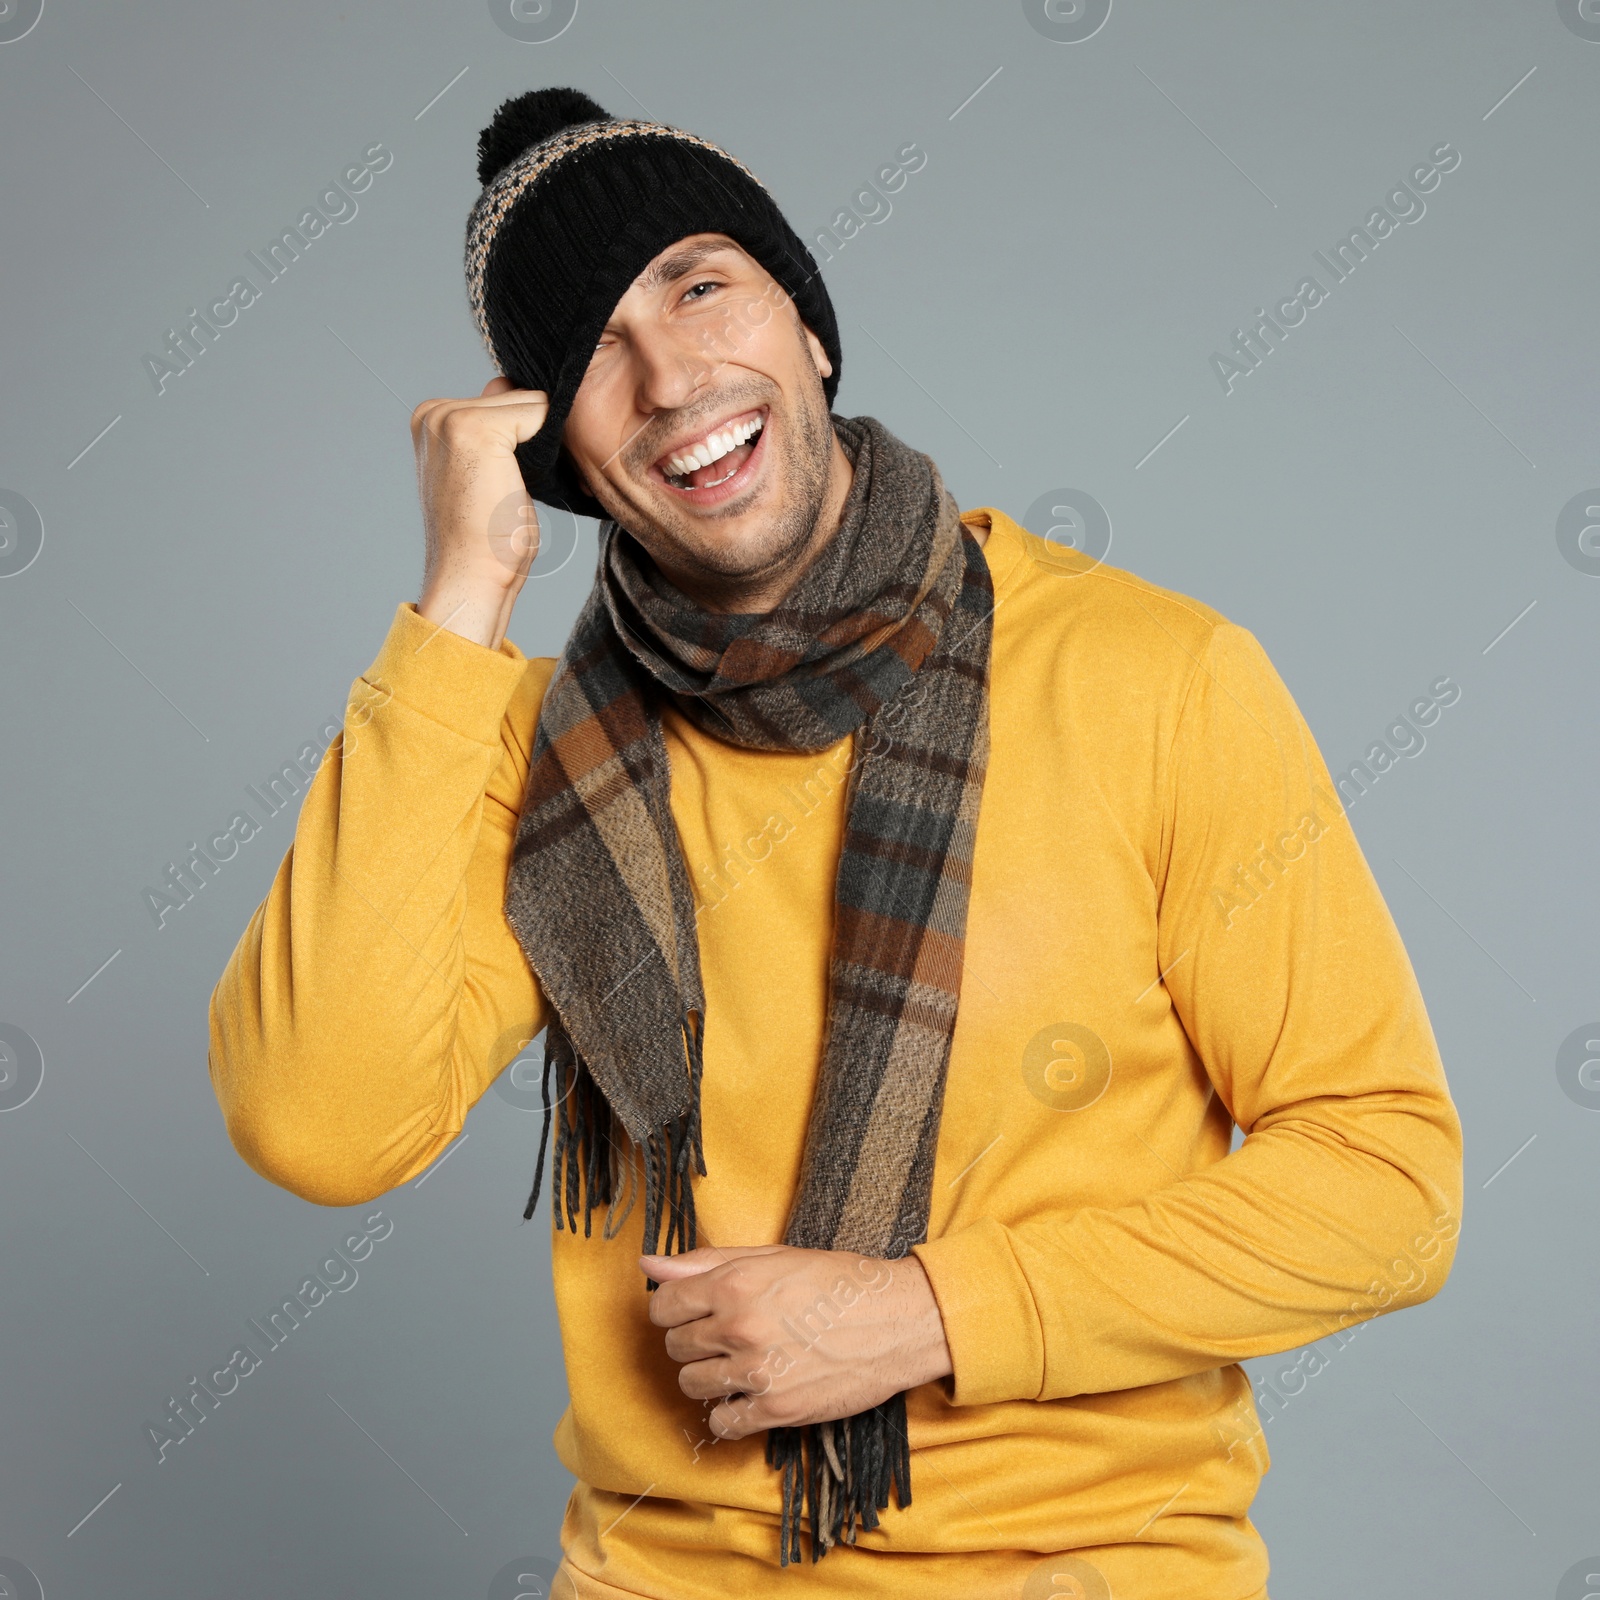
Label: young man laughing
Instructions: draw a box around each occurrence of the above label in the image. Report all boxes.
[209,89,1463,1599]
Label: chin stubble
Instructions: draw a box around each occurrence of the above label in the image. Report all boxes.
[612,374,835,589]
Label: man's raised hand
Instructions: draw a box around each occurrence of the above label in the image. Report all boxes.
[410,375,550,649]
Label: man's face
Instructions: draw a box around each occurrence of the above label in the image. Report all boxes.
[561,233,845,605]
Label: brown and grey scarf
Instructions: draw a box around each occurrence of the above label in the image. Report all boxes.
[504,414,993,1566]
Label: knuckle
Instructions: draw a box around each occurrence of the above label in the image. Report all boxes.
[437,409,474,447]
[722,1312,762,1351]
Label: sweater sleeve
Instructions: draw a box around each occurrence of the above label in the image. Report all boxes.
[914,622,1464,1404]
[208,602,551,1207]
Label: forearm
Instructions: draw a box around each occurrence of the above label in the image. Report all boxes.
[208,602,545,1205]
[915,1094,1460,1406]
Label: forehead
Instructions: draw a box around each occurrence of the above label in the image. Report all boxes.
[628,233,757,297]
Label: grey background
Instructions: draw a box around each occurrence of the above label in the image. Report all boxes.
[2,1,1595,1595]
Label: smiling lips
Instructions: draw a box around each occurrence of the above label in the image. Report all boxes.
[657,408,766,493]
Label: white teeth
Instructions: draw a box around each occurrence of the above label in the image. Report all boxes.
[664,413,763,480]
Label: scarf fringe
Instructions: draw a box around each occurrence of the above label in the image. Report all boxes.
[522,1011,707,1267]
[765,1395,911,1566]
[519,1015,916,1568]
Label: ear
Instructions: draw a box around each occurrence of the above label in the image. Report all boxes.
[802,323,833,381]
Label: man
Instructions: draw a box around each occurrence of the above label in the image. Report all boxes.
[209,88,1463,1599]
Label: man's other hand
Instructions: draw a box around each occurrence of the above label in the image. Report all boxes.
[640,1244,953,1441]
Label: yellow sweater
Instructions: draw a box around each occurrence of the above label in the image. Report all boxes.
[209,508,1462,1600]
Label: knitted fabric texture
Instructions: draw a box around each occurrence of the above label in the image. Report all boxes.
[464,87,841,519]
[504,415,994,1565]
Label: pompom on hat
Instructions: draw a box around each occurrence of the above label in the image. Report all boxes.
[464,88,842,518]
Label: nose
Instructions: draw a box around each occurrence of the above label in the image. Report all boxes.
[629,313,721,418]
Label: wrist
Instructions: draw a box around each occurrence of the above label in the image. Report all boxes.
[417,571,518,649]
[898,1255,953,1386]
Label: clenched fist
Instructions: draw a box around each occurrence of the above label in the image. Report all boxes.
[410,376,551,649]
[642,1244,953,1442]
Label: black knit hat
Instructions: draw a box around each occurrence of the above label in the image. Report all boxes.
[465,88,842,518]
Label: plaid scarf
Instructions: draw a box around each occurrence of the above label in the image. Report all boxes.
[505,414,993,1565]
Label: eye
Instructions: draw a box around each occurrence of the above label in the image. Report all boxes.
[681,279,720,303]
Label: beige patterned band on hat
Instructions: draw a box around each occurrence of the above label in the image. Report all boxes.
[463,118,770,369]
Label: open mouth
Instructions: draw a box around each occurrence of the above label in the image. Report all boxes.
[655,407,767,497]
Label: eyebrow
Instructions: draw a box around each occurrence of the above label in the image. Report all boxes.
[632,239,739,296]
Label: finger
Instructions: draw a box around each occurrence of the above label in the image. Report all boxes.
[639,1248,727,1281]
[641,1243,785,1280]
[676,1357,749,1403]
[473,393,549,448]
[412,387,536,431]
[646,1274,718,1328]
[708,1392,769,1441]
[435,397,550,451]
[663,1320,731,1364]
[463,388,549,412]
[647,1270,718,1326]
[414,393,550,451]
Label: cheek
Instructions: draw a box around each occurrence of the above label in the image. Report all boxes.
[733,308,812,384]
[564,400,630,486]
[566,353,639,452]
